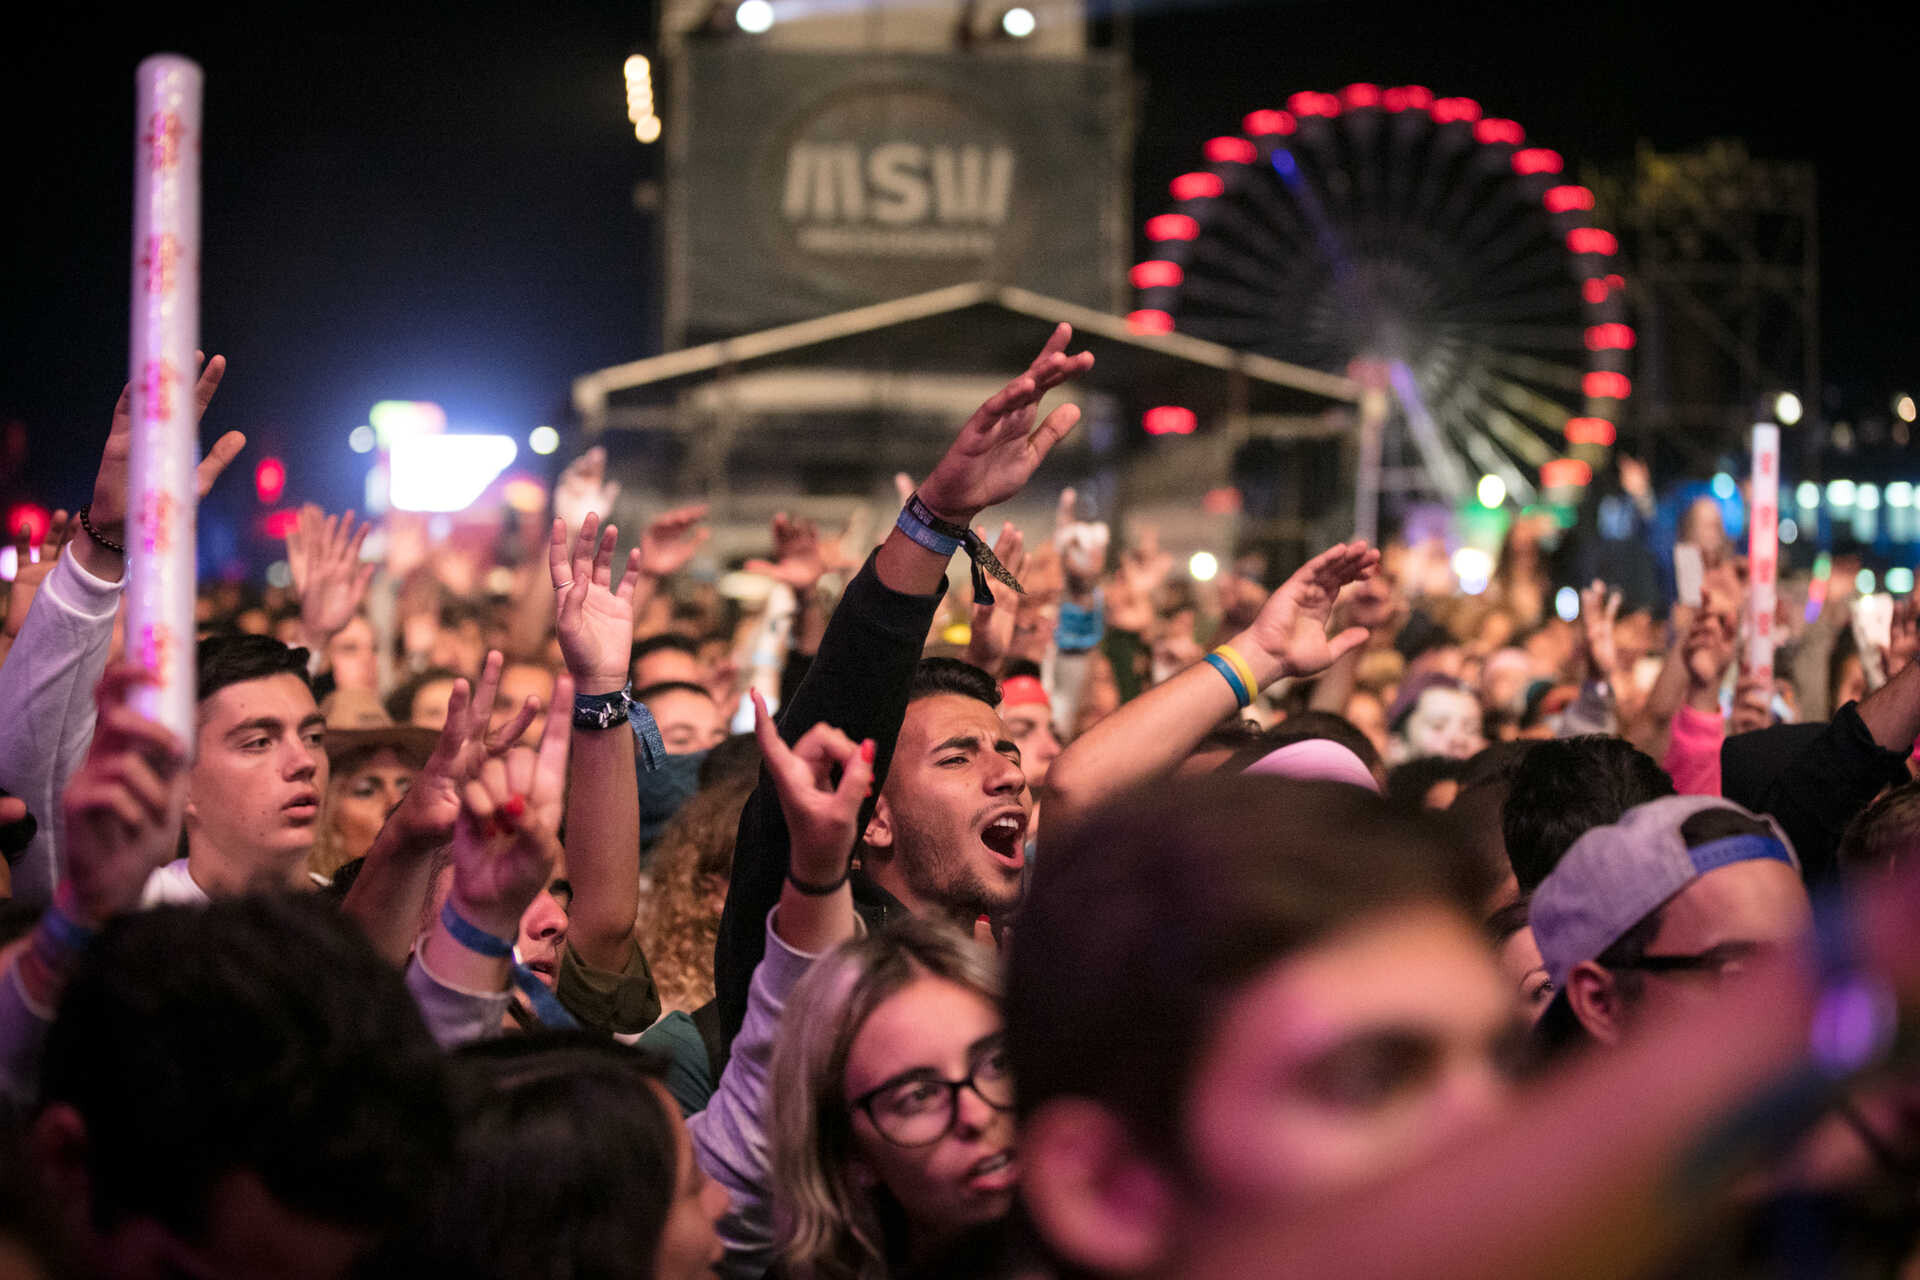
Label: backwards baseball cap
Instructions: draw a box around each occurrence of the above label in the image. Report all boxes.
[1530,794,1798,994]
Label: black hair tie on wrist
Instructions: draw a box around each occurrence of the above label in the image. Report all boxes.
[786,862,852,896]
[77,505,125,555]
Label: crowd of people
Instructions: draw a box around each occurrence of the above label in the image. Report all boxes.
[0,323,1916,1279]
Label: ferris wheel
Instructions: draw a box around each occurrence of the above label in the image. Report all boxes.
[1128,83,1631,512]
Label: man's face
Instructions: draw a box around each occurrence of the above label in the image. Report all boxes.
[1179,905,1513,1234]
[189,674,328,881]
[407,678,457,732]
[646,687,726,754]
[632,647,702,691]
[869,694,1029,920]
[494,663,554,746]
[1000,704,1060,789]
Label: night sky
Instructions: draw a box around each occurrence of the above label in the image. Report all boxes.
[4,1,1912,555]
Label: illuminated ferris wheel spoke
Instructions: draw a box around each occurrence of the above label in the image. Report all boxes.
[1481,350,1587,394]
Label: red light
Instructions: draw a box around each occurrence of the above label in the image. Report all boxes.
[1541,458,1594,488]
[1202,486,1244,514]
[1474,118,1525,145]
[5,503,50,545]
[1205,135,1257,164]
[1583,372,1632,400]
[1606,273,1625,290]
[1287,90,1341,118]
[1143,406,1198,435]
[1340,82,1382,109]
[1383,85,1434,111]
[1431,96,1483,123]
[254,457,287,504]
[1146,213,1200,241]
[262,508,300,539]
[1171,171,1224,201]
[1585,323,1636,350]
[1242,109,1296,136]
[1582,278,1610,304]
[1564,418,1617,446]
[1544,184,1594,213]
[1512,148,1564,175]
[1127,309,1175,335]
[1567,227,1617,255]
[1130,260,1184,289]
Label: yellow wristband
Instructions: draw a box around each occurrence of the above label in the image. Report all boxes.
[1212,643,1261,697]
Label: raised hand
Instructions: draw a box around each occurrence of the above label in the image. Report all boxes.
[916,323,1095,522]
[286,505,375,647]
[1580,580,1623,679]
[745,512,831,592]
[552,446,621,535]
[638,503,712,580]
[1105,525,1170,634]
[1234,541,1381,686]
[60,665,190,924]
[89,352,244,543]
[387,651,543,850]
[447,671,574,939]
[966,522,1029,673]
[1683,610,1737,692]
[2,510,74,644]
[751,690,873,884]
[550,513,642,695]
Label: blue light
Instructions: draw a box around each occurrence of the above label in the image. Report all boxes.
[1711,472,1736,500]
[1271,149,1298,180]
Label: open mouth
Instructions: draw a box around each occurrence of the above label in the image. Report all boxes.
[283,795,319,821]
[967,1149,1018,1191]
[979,812,1027,867]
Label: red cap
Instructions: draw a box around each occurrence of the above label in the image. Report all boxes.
[1000,675,1050,711]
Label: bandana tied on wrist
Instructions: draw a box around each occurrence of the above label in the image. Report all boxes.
[898,492,1025,606]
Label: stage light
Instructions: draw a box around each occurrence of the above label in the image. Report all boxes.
[1711,472,1735,500]
[1796,481,1820,509]
[1143,406,1197,436]
[255,457,286,505]
[1188,551,1218,582]
[1896,394,1916,424]
[1827,479,1856,507]
[1857,568,1877,595]
[1555,586,1580,621]
[1889,567,1915,595]
[1452,547,1492,595]
[1858,483,1881,511]
[1778,518,1799,545]
[735,0,774,33]
[1476,474,1506,508]
[1773,391,1803,425]
[1888,481,1914,508]
[348,425,374,453]
[1000,6,1036,37]
[389,435,518,512]
[529,425,560,455]
[635,116,661,143]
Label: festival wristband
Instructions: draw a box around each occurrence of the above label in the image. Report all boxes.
[787,860,853,896]
[573,685,668,770]
[439,899,515,958]
[898,492,1025,607]
[1212,643,1261,697]
[1203,653,1252,709]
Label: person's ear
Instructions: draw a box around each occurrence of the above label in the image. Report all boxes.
[1021,1099,1176,1276]
[861,794,894,854]
[1565,960,1627,1046]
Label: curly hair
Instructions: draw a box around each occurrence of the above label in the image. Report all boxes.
[638,768,756,1014]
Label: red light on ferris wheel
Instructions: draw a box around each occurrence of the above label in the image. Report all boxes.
[1340,83,1382,109]
[1430,96,1482,123]
[1130,260,1184,289]
[1288,91,1341,117]
[1146,214,1199,241]
[1143,406,1198,435]
[1127,309,1175,335]
[1583,372,1632,400]
[1242,109,1296,136]
[1474,118,1524,145]
[254,457,287,504]
[1585,323,1636,351]
[1565,418,1618,446]
[1542,458,1594,488]
[1205,136,1257,164]
[1512,148,1564,175]
[1567,227,1617,255]
[1171,172,1224,201]
[1382,85,1434,112]
[1544,185,1594,213]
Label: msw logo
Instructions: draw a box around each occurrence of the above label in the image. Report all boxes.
[784,143,1014,229]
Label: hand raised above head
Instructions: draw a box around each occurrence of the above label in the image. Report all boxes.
[551,513,642,693]
[1233,541,1382,687]
[751,690,872,886]
[448,671,574,939]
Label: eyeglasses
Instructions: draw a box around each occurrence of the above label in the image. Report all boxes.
[849,1041,1016,1148]
[1609,940,1774,982]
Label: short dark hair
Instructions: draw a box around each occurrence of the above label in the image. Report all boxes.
[1008,778,1481,1165]
[1385,755,1469,813]
[384,666,461,725]
[1836,778,1920,879]
[420,1035,679,1278]
[634,680,714,706]
[909,656,1001,708]
[630,633,700,665]
[195,633,312,708]
[1502,736,1674,891]
[39,895,451,1241]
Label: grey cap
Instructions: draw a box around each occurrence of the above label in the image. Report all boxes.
[1529,794,1797,990]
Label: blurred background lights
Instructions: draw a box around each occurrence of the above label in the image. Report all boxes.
[1710,471,1735,500]
[1888,481,1914,508]
[735,0,775,33]
[1889,567,1915,595]
[1773,392,1803,425]
[529,425,560,455]
[1796,481,1820,509]
[265,560,292,590]
[624,52,661,143]
[1827,479,1857,507]
[1778,517,1799,544]
[1858,483,1881,511]
[1897,394,1917,424]
[1188,551,1219,582]
[1856,568,1877,595]
[348,425,375,454]
[1555,586,1580,621]
[1476,473,1506,508]
[1450,546,1492,595]
[389,435,518,512]
[1000,6,1036,37]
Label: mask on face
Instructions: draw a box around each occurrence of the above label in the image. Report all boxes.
[637,749,709,850]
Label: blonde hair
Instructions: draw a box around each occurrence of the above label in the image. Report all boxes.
[768,918,1000,1280]
[636,769,755,1013]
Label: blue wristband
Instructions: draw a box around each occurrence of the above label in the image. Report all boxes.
[39,899,97,953]
[895,501,964,557]
[439,899,515,958]
[1204,652,1252,708]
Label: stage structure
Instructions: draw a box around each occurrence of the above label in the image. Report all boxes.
[1131,84,1633,536]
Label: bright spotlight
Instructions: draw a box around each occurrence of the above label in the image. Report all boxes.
[1827,479,1857,507]
[348,425,375,454]
[1897,394,1917,425]
[1858,483,1882,512]
[1710,472,1736,500]
[735,0,775,33]
[389,435,518,512]
[1188,551,1219,582]
[1000,5,1037,36]
[1451,547,1493,595]
[1889,567,1915,595]
[635,116,661,143]
[1856,568,1877,595]
[1773,391,1803,426]
[1795,481,1820,509]
[1476,473,1506,508]
[1555,586,1580,622]
[529,425,560,455]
